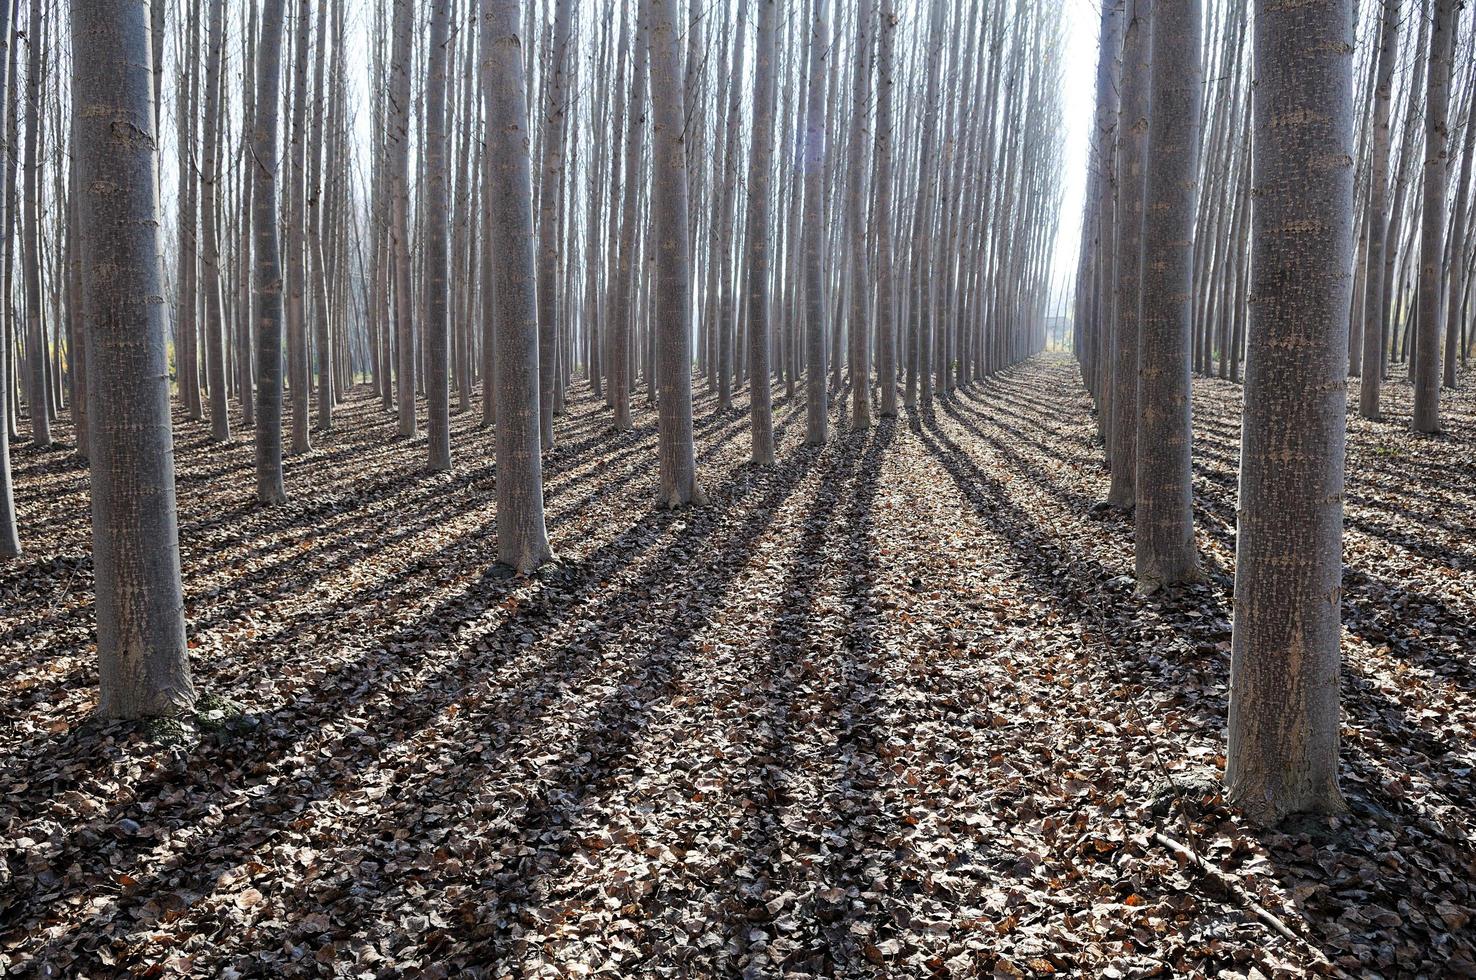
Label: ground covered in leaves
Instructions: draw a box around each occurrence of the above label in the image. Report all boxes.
[2,355,1474,978]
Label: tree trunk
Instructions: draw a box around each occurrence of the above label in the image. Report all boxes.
[847,0,874,432]
[610,0,648,433]
[874,0,899,418]
[483,0,552,572]
[1358,0,1400,419]
[253,0,288,505]
[71,0,195,718]
[646,0,706,506]
[802,0,830,446]
[390,0,416,438]
[1135,0,1202,589]
[1227,0,1354,826]
[425,0,452,470]
[285,0,311,454]
[746,0,778,464]
[1412,0,1456,433]
[1107,0,1151,511]
[22,0,49,447]
[535,0,572,450]
[200,0,231,443]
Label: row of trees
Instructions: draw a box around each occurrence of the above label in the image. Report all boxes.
[2,0,1068,718]
[1075,0,1473,824]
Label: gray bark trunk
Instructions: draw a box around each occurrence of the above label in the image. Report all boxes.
[390,0,416,438]
[483,0,552,572]
[1358,0,1399,419]
[200,0,230,443]
[1412,0,1456,433]
[1135,0,1202,588]
[802,0,830,446]
[646,0,706,506]
[1227,0,1354,825]
[746,0,778,464]
[535,0,573,450]
[253,0,288,505]
[71,0,195,718]
[1107,0,1151,511]
[426,0,452,470]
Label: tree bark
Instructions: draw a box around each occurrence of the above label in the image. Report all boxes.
[253,0,288,505]
[1358,0,1399,420]
[1135,0,1202,589]
[483,0,552,572]
[390,0,416,438]
[802,0,830,446]
[71,0,195,718]
[646,0,706,506]
[22,0,48,447]
[1107,0,1151,511]
[1412,0,1456,433]
[746,0,778,464]
[535,0,573,450]
[200,0,231,443]
[426,0,452,470]
[1227,0,1354,825]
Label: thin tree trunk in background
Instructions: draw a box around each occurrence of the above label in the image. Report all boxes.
[1107,0,1151,511]
[390,0,416,438]
[1135,0,1202,589]
[610,0,648,433]
[483,0,551,572]
[1359,0,1399,419]
[71,0,195,718]
[874,0,899,418]
[0,0,16,555]
[1412,0,1456,433]
[847,0,874,432]
[802,0,830,446]
[1227,0,1354,826]
[22,0,49,447]
[200,0,231,443]
[426,0,452,471]
[254,0,288,505]
[1444,62,1476,389]
[309,0,334,433]
[646,0,706,507]
[746,0,777,464]
[285,0,311,454]
[535,0,572,450]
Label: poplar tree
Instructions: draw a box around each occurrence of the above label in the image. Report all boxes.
[71,0,196,718]
[1227,0,1355,825]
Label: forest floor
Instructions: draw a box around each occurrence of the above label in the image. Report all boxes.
[2,354,1474,979]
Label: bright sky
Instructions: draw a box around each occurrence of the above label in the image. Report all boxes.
[1052,0,1101,319]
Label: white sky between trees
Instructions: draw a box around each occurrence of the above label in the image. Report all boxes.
[144,0,1097,335]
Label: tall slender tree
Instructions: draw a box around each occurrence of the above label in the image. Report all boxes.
[390,0,416,439]
[1358,0,1400,420]
[22,0,48,448]
[646,0,706,505]
[1135,0,1203,588]
[536,0,573,450]
[874,0,899,418]
[1227,0,1355,824]
[802,0,830,446]
[746,0,778,464]
[483,0,552,572]
[0,0,17,558]
[1412,0,1457,433]
[71,0,195,718]
[253,0,289,505]
[1107,0,1151,511]
[426,0,452,471]
[200,0,231,443]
